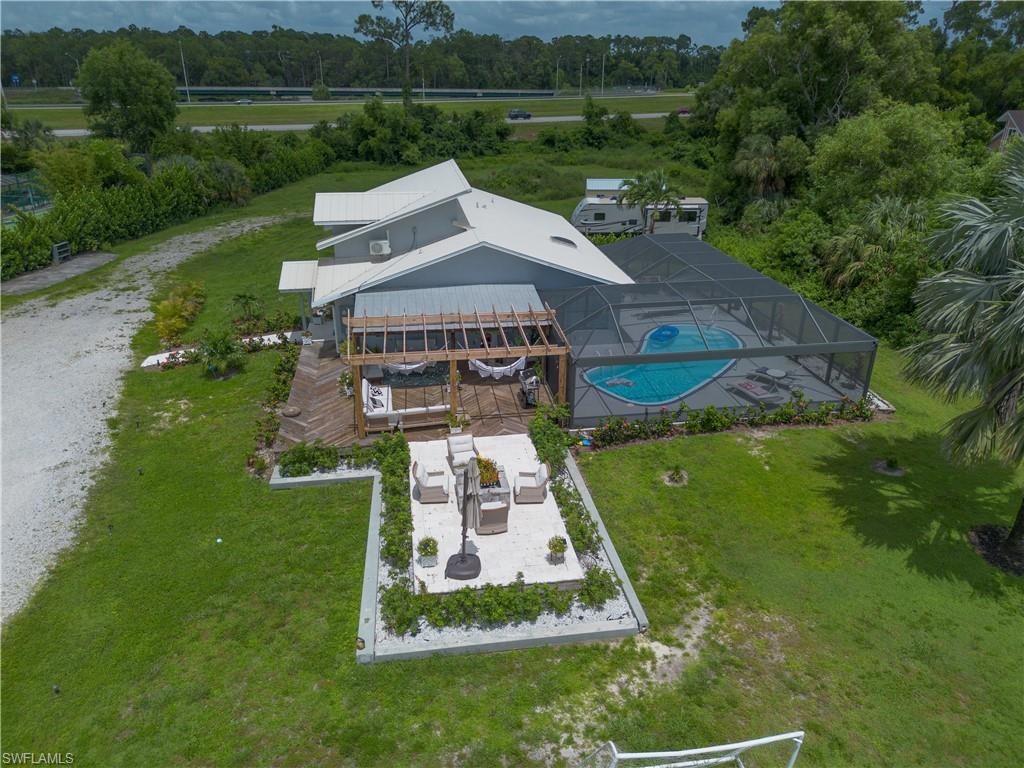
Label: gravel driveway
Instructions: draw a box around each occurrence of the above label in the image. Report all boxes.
[1,216,283,621]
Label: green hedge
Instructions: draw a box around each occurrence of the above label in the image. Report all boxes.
[1,136,333,281]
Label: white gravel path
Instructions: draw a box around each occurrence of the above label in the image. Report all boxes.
[0,216,284,621]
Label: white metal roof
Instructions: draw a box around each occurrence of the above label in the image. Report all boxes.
[278,260,319,292]
[313,192,425,226]
[312,261,376,306]
[311,188,632,306]
[354,284,544,317]
[315,160,471,251]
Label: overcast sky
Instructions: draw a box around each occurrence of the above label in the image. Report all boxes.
[2,1,950,46]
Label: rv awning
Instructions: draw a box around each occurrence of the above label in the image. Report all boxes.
[278,261,319,293]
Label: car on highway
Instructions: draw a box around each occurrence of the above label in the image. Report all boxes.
[235,98,254,105]
[507,108,532,120]
[674,105,691,115]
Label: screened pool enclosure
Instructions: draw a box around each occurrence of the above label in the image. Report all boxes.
[541,234,878,428]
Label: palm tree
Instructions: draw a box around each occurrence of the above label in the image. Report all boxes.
[732,134,782,198]
[619,169,682,234]
[823,196,929,291]
[903,143,1024,557]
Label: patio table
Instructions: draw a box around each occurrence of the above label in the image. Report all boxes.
[455,466,510,507]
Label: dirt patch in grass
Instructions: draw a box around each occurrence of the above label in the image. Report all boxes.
[527,599,715,766]
[969,525,1024,576]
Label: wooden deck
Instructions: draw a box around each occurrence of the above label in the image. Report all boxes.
[276,342,553,451]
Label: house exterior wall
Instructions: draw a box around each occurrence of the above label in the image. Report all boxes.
[331,200,466,262]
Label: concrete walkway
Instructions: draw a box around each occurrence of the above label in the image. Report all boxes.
[1,251,117,296]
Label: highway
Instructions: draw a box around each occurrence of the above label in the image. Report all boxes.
[51,111,673,138]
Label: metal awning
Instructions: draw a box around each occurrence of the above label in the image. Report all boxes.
[278,260,319,293]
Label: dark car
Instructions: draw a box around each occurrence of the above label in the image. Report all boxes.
[674,105,691,115]
[507,108,532,120]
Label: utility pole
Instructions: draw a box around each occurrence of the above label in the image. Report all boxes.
[578,60,583,97]
[555,56,561,94]
[316,50,324,84]
[422,66,426,101]
[600,53,605,96]
[178,39,191,103]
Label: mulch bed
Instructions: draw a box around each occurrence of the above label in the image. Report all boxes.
[968,525,1024,576]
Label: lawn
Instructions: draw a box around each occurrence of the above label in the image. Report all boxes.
[11,92,692,131]
[2,155,1021,765]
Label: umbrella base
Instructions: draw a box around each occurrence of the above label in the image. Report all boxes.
[445,553,481,580]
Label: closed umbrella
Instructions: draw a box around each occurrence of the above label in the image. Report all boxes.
[445,458,482,580]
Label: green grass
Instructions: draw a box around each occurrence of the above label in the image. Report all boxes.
[3,150,1020,765]
[11,93,692,131]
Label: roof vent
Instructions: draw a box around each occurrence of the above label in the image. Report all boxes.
[550,235,577,248]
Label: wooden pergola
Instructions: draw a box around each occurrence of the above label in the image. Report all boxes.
[345,305,571,438]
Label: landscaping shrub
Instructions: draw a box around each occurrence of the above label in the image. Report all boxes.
[578,568,619,609]
[528,403,573,474]
[278,439,339,477]
[552,482,601,557]
[586,391,874,449]
[197,330,246,378]
[374,432,413,569]
[154,281,205,346]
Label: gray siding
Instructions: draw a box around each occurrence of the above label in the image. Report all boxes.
[331,200,465,263]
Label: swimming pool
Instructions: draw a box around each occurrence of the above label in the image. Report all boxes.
[583,324,742,406]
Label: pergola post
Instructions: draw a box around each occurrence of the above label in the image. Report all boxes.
[449,360,459,416]
[332,300,342,356]
[557,352,568,403]
[352,363,366,438]
[298,293,308,331]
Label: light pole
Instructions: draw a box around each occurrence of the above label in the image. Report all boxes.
[600,52,606,96]
[555,56,561,94]
[316,50,324,85]
[178,40,191,103]
[64,53,80,87]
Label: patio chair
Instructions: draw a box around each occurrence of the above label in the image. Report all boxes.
[411,460,450,504]
[477,499,510,535]
[514,463,549,504]
[726,379,785,406]
[447,433,479,471]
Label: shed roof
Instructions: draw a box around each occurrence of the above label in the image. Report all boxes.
[278,260,319,292]
[354,284,544,318]
[313,192,425,226]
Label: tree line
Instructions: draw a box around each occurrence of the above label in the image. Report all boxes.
[1,25,721,92]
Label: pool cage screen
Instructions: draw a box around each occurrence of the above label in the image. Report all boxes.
[541,234,878,428]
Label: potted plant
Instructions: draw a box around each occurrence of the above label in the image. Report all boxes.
[338,370,354,397]
[446,412,467,434]
[548,536,567,564]
[417,537,439,568]
[477,456,500,487]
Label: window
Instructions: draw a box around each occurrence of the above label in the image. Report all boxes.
[657,210,672,222]
[627,219,638,225]
[593,212,606,221]
[677,210,698,223]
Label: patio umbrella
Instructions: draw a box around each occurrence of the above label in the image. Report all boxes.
[445,458,482,580]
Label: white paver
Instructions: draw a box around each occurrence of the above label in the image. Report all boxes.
[409,435,584,593]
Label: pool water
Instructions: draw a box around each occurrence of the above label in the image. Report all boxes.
[583,324,742,405]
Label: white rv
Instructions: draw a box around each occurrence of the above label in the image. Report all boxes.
[570,178,709,238]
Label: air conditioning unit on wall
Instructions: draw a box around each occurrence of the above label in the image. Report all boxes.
[369,238,391,257]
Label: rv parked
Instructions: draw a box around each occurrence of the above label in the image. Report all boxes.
[570,178,709,238]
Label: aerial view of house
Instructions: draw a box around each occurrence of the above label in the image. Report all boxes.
[1,1,1021,766]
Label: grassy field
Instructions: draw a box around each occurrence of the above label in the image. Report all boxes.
[11,92,692,131]
[2,156,1021,766]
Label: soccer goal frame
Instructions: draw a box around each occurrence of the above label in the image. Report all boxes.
[582,730,805,768]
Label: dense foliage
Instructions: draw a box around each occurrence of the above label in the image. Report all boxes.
[683,1,1021,345]
[2,25,721,91]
